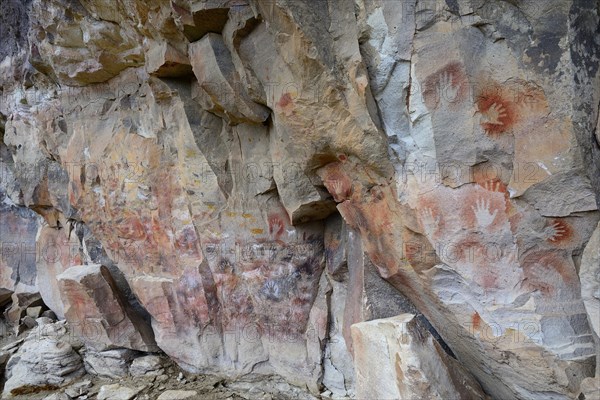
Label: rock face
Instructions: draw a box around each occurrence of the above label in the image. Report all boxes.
[57,264,157,352]
[351,314,487,400]
[0,141,41,307]
[581,222,600,342]
[1,0,599,399]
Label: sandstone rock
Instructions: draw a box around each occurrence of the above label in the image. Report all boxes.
[1,339,23,353]
[0,178,40,306]
[42,393,70,400]
[36,316,56,326]
[581,221,600,392]
[97,384,141,400]
[581,222,600,339]
[2,322,85,398]
[21,315,37,329]
[0,340,19,371]
[322,215,425,397]
[28,0,144,85]
[57,264,157,352]
[26,305,42,319]
[172,0,238,42]
[189,33,269,124]
[35,225,85,320]
[83,348,137,379]
[130,354,167,376]
[145,40,193,78]
[351,314,487,400]
[4,292,44,326]
[64,379,92,398]
[2,0,600,398]
[156,390,198,400]
[578,376,600,400]
[41,310,58,320]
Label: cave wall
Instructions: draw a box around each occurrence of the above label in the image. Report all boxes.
[1,0,599,399]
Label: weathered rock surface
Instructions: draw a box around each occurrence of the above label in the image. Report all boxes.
[1,0,599,399]
[578,376,600,400]
[129,354,166,377]
[352,314,487,400]
[189,33,269,124]
[97,384,141,400]
[42,393,70,400]
[64,379,92,398]
[57,264,157,352]
[83,348,137,379]
[156,390,198,400]
[3,292,44,327]
[2,321,85,398]
[581,222,600,341]
[0,139,41,306]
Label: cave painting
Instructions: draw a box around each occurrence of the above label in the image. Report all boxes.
[419,207,441,239]
[323,171,353,203]
[328,179,350,202]
[422,61,469,110]
[240,242,323,339]
[477,178,509,199]
[544,218,573,245]
[268,213,286,240]
[415,176,586,302]
[474,79,550,136]
[472,80,575,196]
[471,198,498,229]
[416,182,521,293]
[521,250,578,298]
[476,85,517,135]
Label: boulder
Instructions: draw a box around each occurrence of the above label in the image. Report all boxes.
[57,264,157,352]
[26,306,42,319]
[64,379,92,398]
[351,314,487,400]
[2,322,85,398]
[83,348,137,379]
[157,390,198,400]
[36,225,85,320]
[129,354,167,377]
[4,292,44,327]
[97,384,141,400]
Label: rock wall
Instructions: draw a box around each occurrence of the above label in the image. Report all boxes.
[1,0,599,399]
